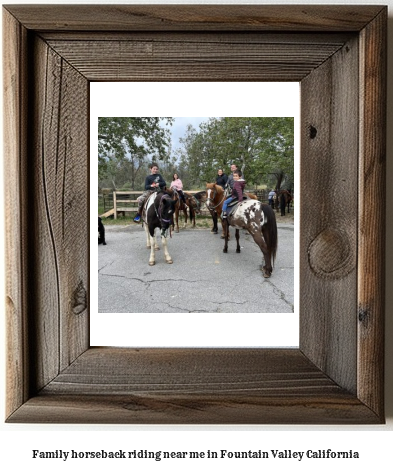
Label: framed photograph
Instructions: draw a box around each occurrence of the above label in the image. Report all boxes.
[4,5,386,424]
[91,82,299,347]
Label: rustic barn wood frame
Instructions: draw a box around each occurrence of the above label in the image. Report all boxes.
[3,5,386,424]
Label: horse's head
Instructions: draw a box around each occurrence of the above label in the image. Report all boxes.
[205,183,222,208]
[166,187,177,198]
[158,194,177,232]
[186,191,206,215]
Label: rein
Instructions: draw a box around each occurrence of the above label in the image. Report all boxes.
[191,195,201,212]
[206,187,225,211]
[155,192,172,238]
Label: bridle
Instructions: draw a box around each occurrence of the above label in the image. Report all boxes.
[189,195,201,213]
[206,186,225,211]
[154,192,173,237]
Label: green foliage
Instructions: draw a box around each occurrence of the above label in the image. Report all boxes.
[176,117,294,189]
[98,117,173,189]
[98,116,294,192]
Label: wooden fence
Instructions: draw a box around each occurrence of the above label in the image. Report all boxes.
[99,189,268,219]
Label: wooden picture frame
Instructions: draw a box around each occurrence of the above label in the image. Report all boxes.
[3,5,386,424]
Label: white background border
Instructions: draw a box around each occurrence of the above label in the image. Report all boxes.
[91,82,300,347]
[0,2,392,473]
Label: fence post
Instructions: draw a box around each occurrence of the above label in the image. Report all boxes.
[113,191,117,219]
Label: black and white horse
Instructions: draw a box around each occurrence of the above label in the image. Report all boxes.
[142,191,176,266]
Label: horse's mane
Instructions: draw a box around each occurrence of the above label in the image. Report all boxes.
[206,183,224,194]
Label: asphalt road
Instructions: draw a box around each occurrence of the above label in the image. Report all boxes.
[98,223,294,313]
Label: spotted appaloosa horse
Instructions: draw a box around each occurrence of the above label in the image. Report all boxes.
[205,183,257,238]
[141,191,176,266]
[222,200,278,278]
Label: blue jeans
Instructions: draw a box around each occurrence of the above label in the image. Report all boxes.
[222,197,234,212]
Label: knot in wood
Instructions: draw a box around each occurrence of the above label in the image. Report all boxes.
[73,281,87,315]
[308,228,355,279]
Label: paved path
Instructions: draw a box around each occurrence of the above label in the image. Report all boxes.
[98,223,294,313]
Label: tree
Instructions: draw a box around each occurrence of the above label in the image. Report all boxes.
[175,117,294,189]
[98,117,173,189]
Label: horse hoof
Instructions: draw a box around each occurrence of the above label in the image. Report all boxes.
[155,247,160,251]
[236,249,241,253]
[149,262,155,266]
[166,260,173,264]
[223,249,228,253]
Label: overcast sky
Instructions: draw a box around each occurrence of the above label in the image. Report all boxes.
[169,117,210,151]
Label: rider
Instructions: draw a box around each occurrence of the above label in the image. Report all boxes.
[268,189,276,208]
[133,163,166,223]
[222,170,246,219]
[170,173,187,207]
[215,168,228,189]
[226,163,245,196]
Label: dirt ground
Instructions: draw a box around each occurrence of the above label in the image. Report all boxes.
[275,212,295,225]
[101,207,294,228]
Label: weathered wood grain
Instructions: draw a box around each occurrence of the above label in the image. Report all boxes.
[3,8,30,418]
[3,5,384,32]
[7,348,380,424]
[300,36,359,394]
[3,5,386,424]
[358,9,387,416]
[29,36,90,387]
[45,38,348,81]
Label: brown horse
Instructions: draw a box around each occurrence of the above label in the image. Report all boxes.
[222,200,278,278]
[184,192,204,227]
[278,189,293,216]
[168,187,188,233]
[205,183,257,238]
[168,188,202,232]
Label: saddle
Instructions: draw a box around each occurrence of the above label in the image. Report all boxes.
[226,195,250,218]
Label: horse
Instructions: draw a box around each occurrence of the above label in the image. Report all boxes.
[222,200,278,278]
[168,187,188,233]
[167,187,205,231]
[141,191,176,266]
[278,189,293,216]
[185,191,206,227]
[205,183,257,238]
[98,216,106,245]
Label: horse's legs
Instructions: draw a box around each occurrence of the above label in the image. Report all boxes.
[146,226,159,250]
[248,227,272,277]
[161,235,173,264]
[174,208,179,233]
[183,209,188,228]
[223,219,229,253]
[235,229,241,253]
[148,232,156,266]
[145,224,151,248]
[220,216,230,240]
[154,233,159,250]
[211,211,218,234]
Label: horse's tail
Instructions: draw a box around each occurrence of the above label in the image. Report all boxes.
[261,203,278,267]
